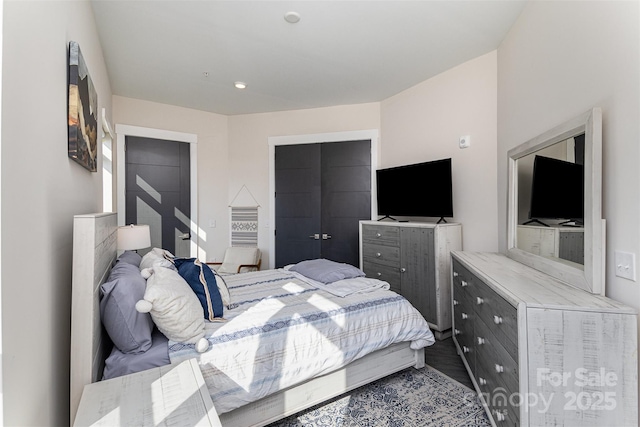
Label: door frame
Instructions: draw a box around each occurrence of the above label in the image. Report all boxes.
[116,124,198,257]
[268,129,379,269]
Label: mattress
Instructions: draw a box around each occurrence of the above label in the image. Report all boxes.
[168,268,435,414]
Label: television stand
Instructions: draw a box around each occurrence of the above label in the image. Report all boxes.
[523,218,549,227]
[377,215,397,221]
[436,217,447,224]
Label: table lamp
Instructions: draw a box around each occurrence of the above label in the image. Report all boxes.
[117,224,151,251]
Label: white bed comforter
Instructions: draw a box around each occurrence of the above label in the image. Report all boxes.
[168,269,435,414]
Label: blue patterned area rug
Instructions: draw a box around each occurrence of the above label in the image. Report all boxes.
[268,365,490,427]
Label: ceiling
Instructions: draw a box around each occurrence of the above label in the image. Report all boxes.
[91,1,527,116]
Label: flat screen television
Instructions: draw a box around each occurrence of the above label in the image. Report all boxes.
[376,158,453,221]
[528,155,584,225]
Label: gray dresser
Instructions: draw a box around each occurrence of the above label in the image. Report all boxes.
[452,251,637,426]
[359,221,462,339]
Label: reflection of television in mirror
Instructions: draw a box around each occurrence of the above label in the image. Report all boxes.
[527,155,584,226]
[376,158,453,222]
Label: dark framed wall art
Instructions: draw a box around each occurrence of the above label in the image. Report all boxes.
[68,40,98,172]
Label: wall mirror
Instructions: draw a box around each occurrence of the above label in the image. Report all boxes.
[507,108,604,295]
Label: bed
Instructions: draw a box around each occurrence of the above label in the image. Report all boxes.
[70,213,435,426]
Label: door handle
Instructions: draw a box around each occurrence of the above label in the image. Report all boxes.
[178,232,191,240]
[309,234,320,240]
[322,234,332,240]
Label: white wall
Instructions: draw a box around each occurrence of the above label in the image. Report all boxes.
[114,54,501,265]
[1,1,112,425]
[227,103,380,267]
[381,51,499,252]
[1,1,634,425]
[498,0,639,305]
[112,98,380,266]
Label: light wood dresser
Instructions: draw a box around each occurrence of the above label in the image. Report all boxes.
[451,251,637,426]
[359,221,462,339]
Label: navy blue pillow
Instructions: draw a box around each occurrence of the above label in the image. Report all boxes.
[173,258,224,320]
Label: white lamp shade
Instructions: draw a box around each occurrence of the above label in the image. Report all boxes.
[117,224,151,250]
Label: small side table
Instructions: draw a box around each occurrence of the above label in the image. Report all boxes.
[74,358,221,426]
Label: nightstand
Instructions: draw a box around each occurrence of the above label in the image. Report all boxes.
[74,358,221,426]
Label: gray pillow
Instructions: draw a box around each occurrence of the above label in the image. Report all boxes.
[103,329,170,380]
[290,259,365,284]
[116,250,142,267]
[100,262,154,354]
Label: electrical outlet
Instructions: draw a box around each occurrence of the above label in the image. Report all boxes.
[615,251,636,281]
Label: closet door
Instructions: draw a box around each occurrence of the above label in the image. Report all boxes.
[321,140,371,266]
[275,144,322,267]
[274,140,371,268]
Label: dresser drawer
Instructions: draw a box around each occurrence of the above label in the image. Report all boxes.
[452,259,475,286]
[453,300,475,372]
[362,224,400,246]
[362,260,400,291]
[474,278,518,359]
[476,361,519,426]
[362,243,400,267]
[475,331,519,425]
[474,316,518,397]
[452,277,476,315]
[452,271,477,310]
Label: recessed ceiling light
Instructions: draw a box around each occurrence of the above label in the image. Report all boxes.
[234,81,247,89]
[284,11,300,24]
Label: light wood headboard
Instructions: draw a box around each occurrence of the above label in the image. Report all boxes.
[70,213,117,425]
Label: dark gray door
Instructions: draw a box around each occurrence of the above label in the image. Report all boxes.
[321,140,372,266]
[274,144,322,267]
[275,140,371,268]
[125,136,191,256]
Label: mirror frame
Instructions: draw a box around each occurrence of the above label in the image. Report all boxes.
[507,107,603,295]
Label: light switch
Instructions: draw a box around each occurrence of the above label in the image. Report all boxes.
[615,251,636,281]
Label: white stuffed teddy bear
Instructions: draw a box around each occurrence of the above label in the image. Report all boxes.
[136,265,209,353]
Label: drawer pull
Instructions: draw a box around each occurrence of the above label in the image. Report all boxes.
[478,377,487,386]
[461,312,468,320]
[453,299,459,306]
[461,280,468,287]
[376,252,381,257]
[376,272,382,277]
[477,337,485,345]
[495,364,504,373]
[476,297,484,305]
[400,267,406,273]
[454,328,460,336]
[453,271,459,277]
[462,346,470,353]
[376,232,381,238]
[493,315,503,325]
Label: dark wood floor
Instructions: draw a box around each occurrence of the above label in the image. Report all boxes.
[424,337,474,389]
